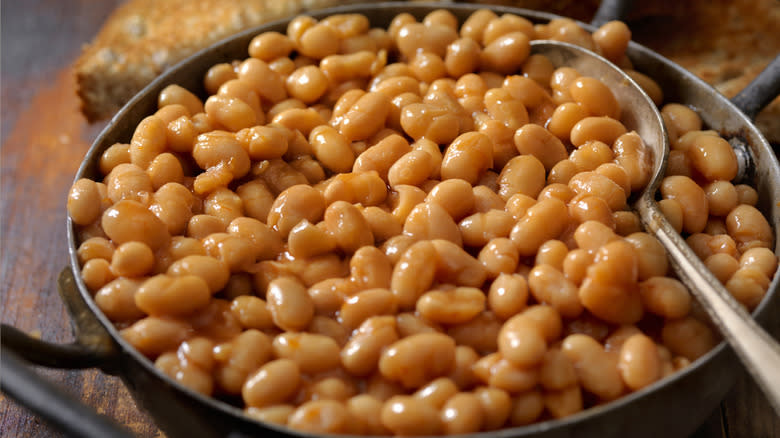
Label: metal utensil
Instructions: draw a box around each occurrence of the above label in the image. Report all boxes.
[532,40,780,416]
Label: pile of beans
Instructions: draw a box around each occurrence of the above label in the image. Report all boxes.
[68,8,777,435]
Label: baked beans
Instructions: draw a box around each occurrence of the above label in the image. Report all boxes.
[70,9,778,436]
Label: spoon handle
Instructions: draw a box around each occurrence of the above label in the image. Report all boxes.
[635,195,780,416]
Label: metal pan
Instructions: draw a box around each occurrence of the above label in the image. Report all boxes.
[2,2,779,438]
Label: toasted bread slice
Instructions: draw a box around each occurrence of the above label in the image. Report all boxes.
[75,0,357,121]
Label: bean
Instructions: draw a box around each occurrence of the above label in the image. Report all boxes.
[481,32,531,75]
[345,394,389,435]
[324,201,375,253]
[323,171,388,207]
[688,133,738,182]
[474,386,512,430]
[735,184,759,206]
[705,253,740,284]
[658,198,684,234]
[379,333,456,389]
[509,391,544,426]
[272,332,341,374]
[487,274,529,320]
[661,317,717,361]
[404,202,462,245]
[267,184,325,236]
[309,125,355,173]
[412,377,458,409]
[442,392,484,434]
[353,134,411,181]
[447,311,501,354]
[543,385,583,419]
[539,348,577,390]
[94,278,145,321]
[561,334,623,400]
[288,399,351,433]
[244,405,295,426]
[168,255,230,294]
[570,77,620,119]
[213,330,273,394]
[498,313,547,368]
[726,205,773,251]
[441,132,493,184]
[101,200,170,250]
[570,116,627,148]
[387,150,434,187]
[396,22,457,59]
[417,287,486,325]
[510,198,569,256]
[425,179,475,220]
[618,334,661,390]
[726,267,771,310]
[381,395,442,436]
[593,21,630,61]
[479,237,520,278]
[460,9,497,43]
[498,155,546,200]
[400,102,461,144]
[340,288,396,330]
[528,264,583,318]
[568,171,626,211]
[739,248,778,279]
[431,239,488,287]
[513,124,568,171]
[120,317,191,357]
[390,241,437,309]
[266,277,314,331]
[340,92,392,141]
[660,175,709,234]
[460,210,515,248]
[342,316,399,376]
[230,296,273,330]
[703,181,738,217]
[134,274,210,317]
[624,232,669,280]
[579,241,644,325]
[201,233,255,273]
[68,178,107,225]
[661,103,702,135]
[638,277,691,319]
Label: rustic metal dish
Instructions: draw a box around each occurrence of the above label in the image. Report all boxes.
[2,2,779,437]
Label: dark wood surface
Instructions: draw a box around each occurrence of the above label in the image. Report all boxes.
[0,1,777,438]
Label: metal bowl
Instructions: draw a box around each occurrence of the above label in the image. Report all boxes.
[3,3,779,438]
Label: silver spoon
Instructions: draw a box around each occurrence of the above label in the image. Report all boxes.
[531,40,780,416]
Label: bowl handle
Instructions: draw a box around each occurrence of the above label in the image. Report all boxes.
[590,0,635,26]
[1,267,119,372]
[731,54,780,121]
[1,348,134,438]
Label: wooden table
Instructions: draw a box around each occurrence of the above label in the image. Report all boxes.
[1,1,778,437]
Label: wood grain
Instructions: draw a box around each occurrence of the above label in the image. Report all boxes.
[0,1,159,437]
[0,2,776,438]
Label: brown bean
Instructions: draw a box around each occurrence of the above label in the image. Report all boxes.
[379,333,456,389]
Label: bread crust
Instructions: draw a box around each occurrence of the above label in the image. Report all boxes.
[75,0,353,121]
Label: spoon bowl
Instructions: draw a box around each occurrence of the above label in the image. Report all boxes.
[532,40,780,415]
